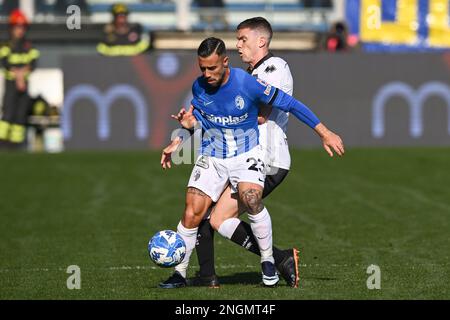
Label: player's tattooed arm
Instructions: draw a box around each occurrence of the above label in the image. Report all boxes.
[241,188,264,214]
[187,187,209,197]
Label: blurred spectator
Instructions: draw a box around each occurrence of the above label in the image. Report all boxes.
[97,3,150,56]
[195,0,228,31]
[0,9,39,147]
[325,21,350,52]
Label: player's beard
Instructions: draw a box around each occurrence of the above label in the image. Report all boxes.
[208,70,226,88]
[216,67,230,87]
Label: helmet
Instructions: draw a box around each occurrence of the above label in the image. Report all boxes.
[9,9,29,26]
[111,3,129,16]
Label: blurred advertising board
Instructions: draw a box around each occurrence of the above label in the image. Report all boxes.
[346,0,450,52]
[62,52,450,150]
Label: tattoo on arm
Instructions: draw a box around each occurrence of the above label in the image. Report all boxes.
[241,188,264,214]
[187,187,208,197]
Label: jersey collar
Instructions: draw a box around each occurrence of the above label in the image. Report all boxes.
[247,52,274,74]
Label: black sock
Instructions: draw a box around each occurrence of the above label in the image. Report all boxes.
[230,221,286,265]
[195,219,216,277]
[273,246,286,266]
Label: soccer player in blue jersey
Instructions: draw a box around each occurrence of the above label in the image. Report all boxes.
[191,17,300,289]
[159,37,344,288]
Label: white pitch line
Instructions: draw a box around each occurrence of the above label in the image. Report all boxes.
[1,263,449,273]
[0,265,258,273]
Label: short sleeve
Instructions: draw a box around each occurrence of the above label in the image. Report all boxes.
[280,63,293,96]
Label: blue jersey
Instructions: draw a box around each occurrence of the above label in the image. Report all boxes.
[191,67,320,158]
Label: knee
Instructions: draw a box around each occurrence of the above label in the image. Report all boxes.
[240,188,264,215]
[183,206,204,227]
[183,188,211,227]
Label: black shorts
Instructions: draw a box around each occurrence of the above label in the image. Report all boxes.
[263,167,289,198]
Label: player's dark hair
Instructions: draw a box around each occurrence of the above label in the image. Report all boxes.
[237,17,273,43]
[197,37,226,58]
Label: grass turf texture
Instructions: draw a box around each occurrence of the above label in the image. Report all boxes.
[0,148,449,299]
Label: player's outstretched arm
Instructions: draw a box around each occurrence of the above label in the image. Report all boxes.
[160,136,183,169]
[268,88,344,157]
[171,105,197,129]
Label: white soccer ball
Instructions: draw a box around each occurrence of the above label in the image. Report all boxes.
[148,230,186,268]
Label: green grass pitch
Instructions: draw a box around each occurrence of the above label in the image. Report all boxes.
[0,148,449,299]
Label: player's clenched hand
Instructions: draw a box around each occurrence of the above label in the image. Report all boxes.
[161,137,182,169]
[314,123,345,157]
[171,105,197,129]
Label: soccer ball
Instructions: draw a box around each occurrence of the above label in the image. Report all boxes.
[148,230,186,268]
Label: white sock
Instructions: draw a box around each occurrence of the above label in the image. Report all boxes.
[247,207,274,264]
[217,217,241,239]
[174,221,198,278]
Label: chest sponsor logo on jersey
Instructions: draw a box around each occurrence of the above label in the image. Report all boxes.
[235,95,245,110]
[199,109,248,125]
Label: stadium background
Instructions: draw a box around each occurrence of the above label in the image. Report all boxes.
[0,0,449,300]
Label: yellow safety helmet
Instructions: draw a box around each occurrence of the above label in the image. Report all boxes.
[111,3,129,16]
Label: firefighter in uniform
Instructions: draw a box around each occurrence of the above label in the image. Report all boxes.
[97,3,150,56]
[0,9,39,146]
